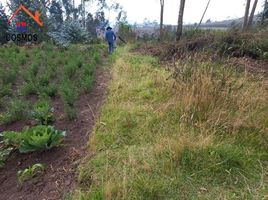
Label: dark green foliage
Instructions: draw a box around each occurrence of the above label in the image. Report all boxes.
[3,125,66,153]
[49,0,63,29]
[42,84,58,97]
[31,101,54,125]
[20,82,38,97]
[0,84,12,98]
[64,105,77,120]
[60,81,78,106]
[0,3,8,44]
[0,66,17,85]
[4,99,29,124]
[64,62,78,79]
[48,20,90,47]
[117,22,136,42]
[80,75,93,92]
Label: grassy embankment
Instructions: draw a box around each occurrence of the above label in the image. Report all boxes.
[74,45,267,199]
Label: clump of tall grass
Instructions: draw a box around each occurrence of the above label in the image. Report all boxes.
[75,47,268,199]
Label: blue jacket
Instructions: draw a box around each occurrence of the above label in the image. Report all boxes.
[105,30,116,43]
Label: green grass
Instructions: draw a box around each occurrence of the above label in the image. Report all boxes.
[0,43,104,124]
[74,46,268,199]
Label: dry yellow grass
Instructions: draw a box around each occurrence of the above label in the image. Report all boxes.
[72,46,268,200]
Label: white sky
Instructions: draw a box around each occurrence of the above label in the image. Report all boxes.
[94,0,264,25]
[2,0,264,25]
[112,0,264,24]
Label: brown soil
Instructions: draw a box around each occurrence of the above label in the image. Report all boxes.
[0,66,109,200]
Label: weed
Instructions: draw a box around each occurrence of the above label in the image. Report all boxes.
[64,105,77,120]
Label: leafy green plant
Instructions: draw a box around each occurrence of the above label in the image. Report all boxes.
[17,163,45,185]
[0,134,13,168]
[31,101,54,125]
[3,126,66,153]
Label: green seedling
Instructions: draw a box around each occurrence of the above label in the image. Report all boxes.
[17,163,45,185]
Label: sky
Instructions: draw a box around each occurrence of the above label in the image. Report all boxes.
[1,0,265,25]
[94,0,264,25]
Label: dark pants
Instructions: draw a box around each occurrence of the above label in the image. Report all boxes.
[108,42,114,54]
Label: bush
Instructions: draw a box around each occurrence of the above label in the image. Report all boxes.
[64,105,77,120]
[4,99,29,123]
[3,125,66,153]
[48,20,90,47]
[31,101,54,125]
[59,82,78,106]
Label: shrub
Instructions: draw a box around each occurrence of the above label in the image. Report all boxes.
[64,62,77,79]
[4,99,29,123]
[38,73,50,87]
[0,67,17,84]
[80,75,93,92]
[0,84,12,97]
[3,125,66,153]
[64,105,77,120]
[48,20,90,47]
[59,82,78,106]
[31,101,54,125]
[42,84,58,97]
[20,82,38,96]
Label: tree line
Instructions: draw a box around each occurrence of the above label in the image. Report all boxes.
[0,0,126,45]
[159,0,268,41]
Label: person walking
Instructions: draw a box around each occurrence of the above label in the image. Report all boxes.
[105,26,116,54]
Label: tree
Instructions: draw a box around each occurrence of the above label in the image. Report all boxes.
[261,0,268,24]
[248,0,259,27]
[242,0,251,30]
[86,11,108,37]
[176,0,186,41]
[196,0,211,29]
[49,0,63,27]
[62,0,73,20]
[159,0,164,40]
[0,3,8,44]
